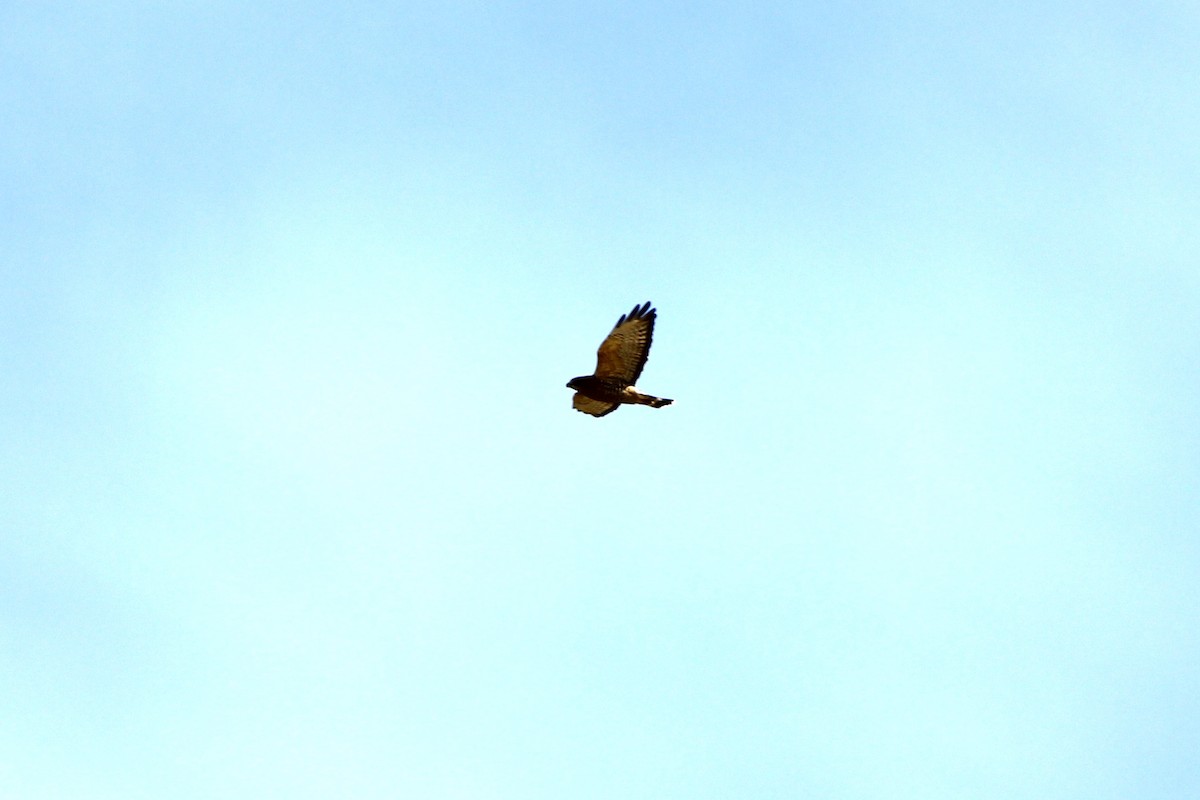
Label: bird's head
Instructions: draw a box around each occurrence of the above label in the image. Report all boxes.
[566,376,586,391]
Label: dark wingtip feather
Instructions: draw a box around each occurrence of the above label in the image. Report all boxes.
[613,300,657,329]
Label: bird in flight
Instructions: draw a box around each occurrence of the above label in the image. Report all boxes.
[566,301,674,417]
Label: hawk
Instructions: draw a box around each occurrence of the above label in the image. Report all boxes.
[566,301,674,417]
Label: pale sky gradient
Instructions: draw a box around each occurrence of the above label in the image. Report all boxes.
[3,3,1199,798]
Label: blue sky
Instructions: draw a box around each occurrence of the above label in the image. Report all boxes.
[3,2,1198,797]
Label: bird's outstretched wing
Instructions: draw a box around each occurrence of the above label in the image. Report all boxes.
[594,301,656,383]
[572,393,619,417]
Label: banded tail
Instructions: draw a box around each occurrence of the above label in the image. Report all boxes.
[632,392,673,409]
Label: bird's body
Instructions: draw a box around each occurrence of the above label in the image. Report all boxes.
[566,375,673,408]
[566,301,673,417]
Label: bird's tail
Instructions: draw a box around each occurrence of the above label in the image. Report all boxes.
[634,393,673,409]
